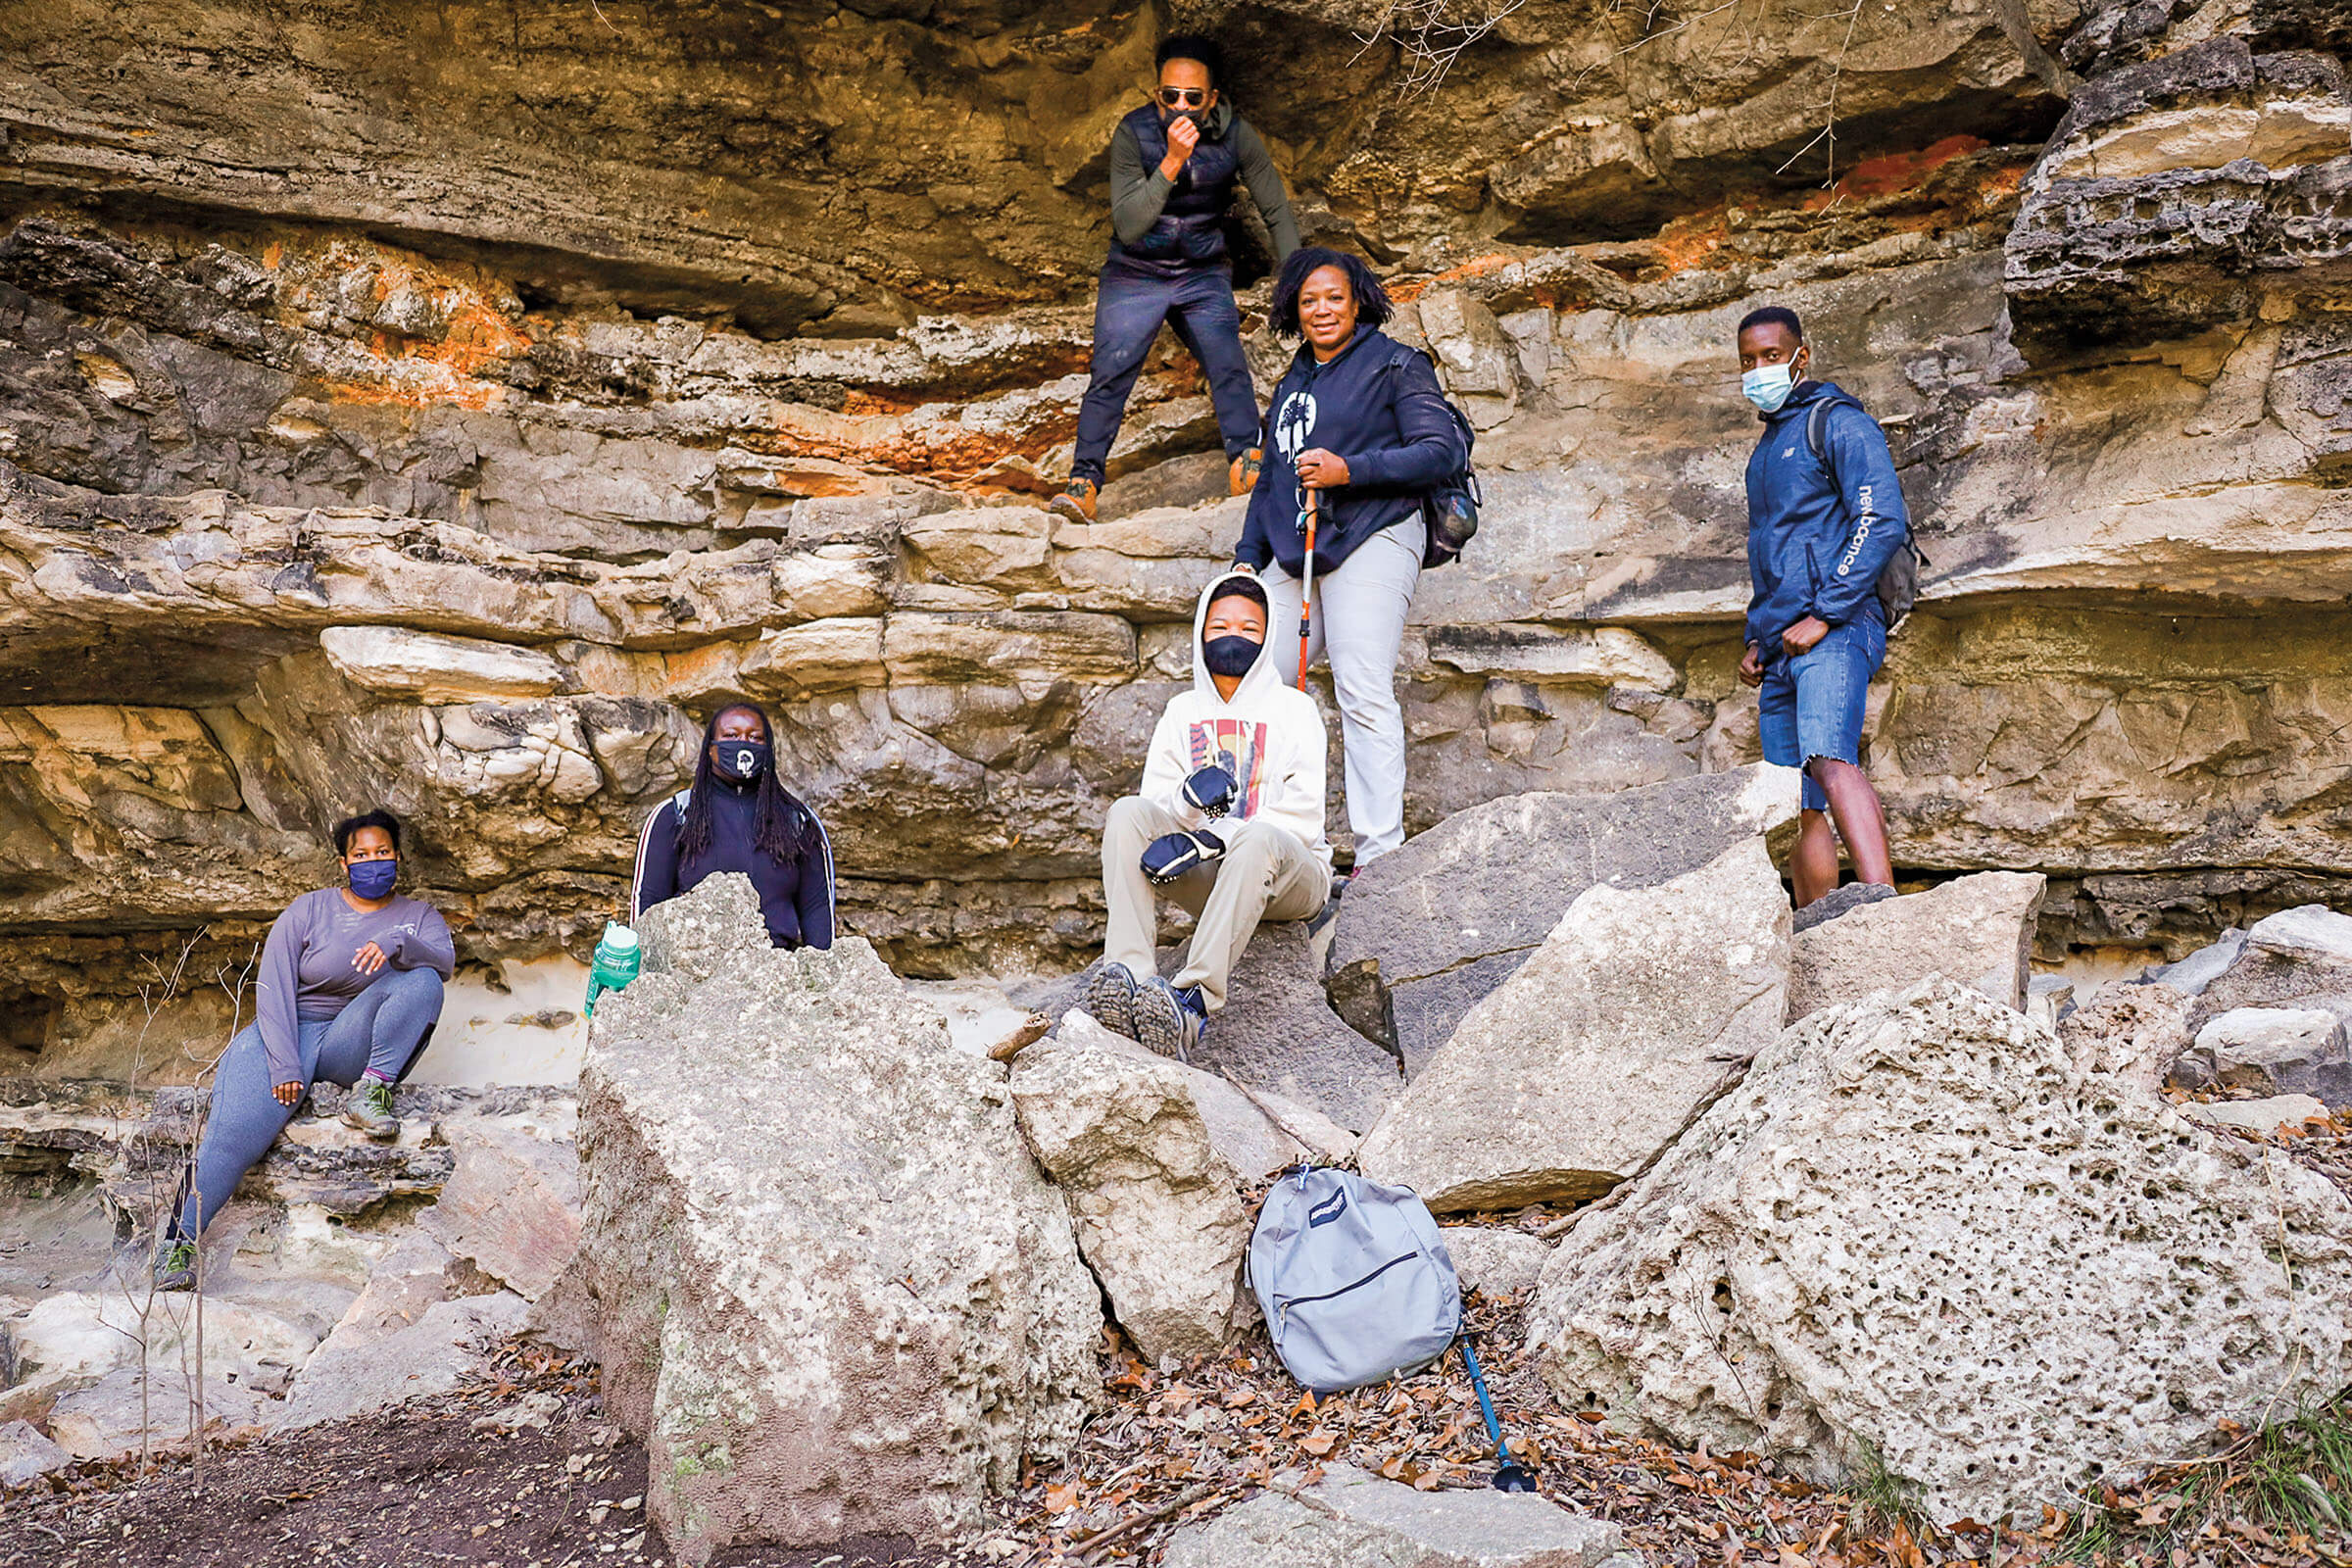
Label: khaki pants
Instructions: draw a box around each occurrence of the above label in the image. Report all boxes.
[1101,797,1331,1011]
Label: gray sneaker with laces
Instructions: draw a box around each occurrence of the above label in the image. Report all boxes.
[343,1077,399,1141]
[154,1238,196,1292]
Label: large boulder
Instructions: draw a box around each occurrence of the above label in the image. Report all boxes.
[1327,764,1800,1074]
[1356,839,1790,1212]
[575,875,1102,1564]
[1008,1013,1348,1363]
[1531,979,2352,1525]
[1785,871,2045,1022]
[1160,1463,1633,1568]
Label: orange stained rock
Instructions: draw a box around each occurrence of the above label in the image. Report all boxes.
[1815,135,1989,203]
[1652,207,1731,274]
[1392,252,1524,302]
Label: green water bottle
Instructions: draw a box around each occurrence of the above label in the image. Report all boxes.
[583,921,641,1017]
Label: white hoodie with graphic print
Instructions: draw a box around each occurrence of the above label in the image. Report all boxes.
[1140,570,1331,861]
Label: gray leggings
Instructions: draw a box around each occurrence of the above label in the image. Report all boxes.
[1260,516,1426,862]
[173,965,445,1240]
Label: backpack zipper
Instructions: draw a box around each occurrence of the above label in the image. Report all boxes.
[1273,1250,1421,1330]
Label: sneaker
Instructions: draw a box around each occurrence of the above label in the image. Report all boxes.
[343,1076,399,1142]
[1229,447,1262,496]
[1048,476,1099,524]
[154,1238,196,1293]
[1083,961,1142,1041]
[1133,978,1206,1064]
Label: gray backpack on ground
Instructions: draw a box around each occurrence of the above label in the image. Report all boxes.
[1250,1167,1461,1393]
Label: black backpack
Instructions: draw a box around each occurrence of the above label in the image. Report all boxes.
[1386,345,1482,569]
[1805,397,1928,631]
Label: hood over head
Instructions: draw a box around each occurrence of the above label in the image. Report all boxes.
[1191,568,1284,706]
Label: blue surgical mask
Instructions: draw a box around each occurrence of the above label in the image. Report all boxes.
[1742,361,1800,414]
[348,858,398,900]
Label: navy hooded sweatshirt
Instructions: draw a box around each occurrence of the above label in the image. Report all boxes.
[1744,379,1910,657]
[1238,326,1468,576]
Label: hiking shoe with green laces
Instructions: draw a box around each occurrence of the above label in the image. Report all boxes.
[154,1238,196,1292]
[1048,475,1099,524]
[343,1076,399,1141]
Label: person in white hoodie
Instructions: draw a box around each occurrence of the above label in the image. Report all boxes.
[1087,569,1332,1059]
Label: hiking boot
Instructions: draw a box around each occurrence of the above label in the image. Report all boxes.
[342,1076,399,1141]
[154,1238,196,1293]
[1083,961,1142,1041]
[1048,476,1099,524]
[1229,447,1262,496]
[1134,978,1206,1064]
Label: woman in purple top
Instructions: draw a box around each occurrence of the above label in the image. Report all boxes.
[155,809,454,1290]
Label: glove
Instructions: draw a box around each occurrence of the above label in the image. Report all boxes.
[1142,829,1226,884]
[1182,764,1239,819]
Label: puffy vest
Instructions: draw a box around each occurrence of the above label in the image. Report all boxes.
[1116,102,1241,265]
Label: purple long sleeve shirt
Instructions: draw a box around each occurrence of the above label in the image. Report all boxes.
[254,888,456,1084]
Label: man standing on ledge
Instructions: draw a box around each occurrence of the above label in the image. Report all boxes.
[1050,34,1300,524]
[1735,305,1908,908]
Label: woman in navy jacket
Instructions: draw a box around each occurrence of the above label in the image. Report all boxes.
[1235,247,1468,867]
[632,703,836,949]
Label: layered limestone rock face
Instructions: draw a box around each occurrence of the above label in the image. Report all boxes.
[573,875,1102,1563]
[1,0,2349,1063]
[1529,978,2352,1523]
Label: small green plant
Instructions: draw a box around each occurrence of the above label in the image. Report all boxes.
[1847,1440,1927,1535]
[2057,1396,2352,1561]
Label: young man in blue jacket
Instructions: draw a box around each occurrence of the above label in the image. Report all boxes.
[1049,34,1300,525]
[1734,306,1907,908]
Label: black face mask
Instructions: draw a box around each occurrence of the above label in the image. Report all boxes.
[1202,635,1261,678]
[713,740,772,783]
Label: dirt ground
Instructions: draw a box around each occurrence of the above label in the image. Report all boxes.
[8,1113,2351,1568]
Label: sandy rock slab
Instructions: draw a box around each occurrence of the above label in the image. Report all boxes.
[1009,1012,1349,1363]
[1531,979,2352,1524]
[1326,764,1799,1075]
[575,875,1102,1564]
[1785,871,2045,1021]
[1356,839,1790,1212]
[1160,1463,1634,1568]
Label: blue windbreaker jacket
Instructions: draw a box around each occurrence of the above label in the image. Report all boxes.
[1743,379,1910,656]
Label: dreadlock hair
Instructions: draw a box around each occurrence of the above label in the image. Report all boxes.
[675,703,814,869]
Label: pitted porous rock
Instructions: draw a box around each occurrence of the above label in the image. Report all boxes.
[634,869,771,981]
[1530,978,2352,1525]
[576,875,1102,1564]
[2060,979,2192,1095]
[1009,1011,1345,1362]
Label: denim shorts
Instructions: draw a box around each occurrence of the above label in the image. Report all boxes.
[1757,613,1886,811]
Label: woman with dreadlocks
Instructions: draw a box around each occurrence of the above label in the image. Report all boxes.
[630,703,836,950]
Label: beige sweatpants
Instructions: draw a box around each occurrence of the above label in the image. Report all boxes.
[1100,797,1331,1011]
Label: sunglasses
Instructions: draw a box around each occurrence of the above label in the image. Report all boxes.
[1156,87,1209,108]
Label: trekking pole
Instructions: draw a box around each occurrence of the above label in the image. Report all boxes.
[1296,487,1319,693]
[1459,1338,1541,1492]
